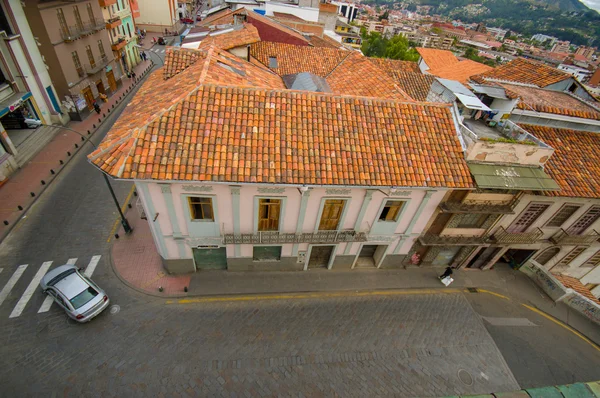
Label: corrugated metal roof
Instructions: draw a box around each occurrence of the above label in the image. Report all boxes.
[468,163,560,191]
[469,83,509,100]
[436,78,473,96]
[282,72,332,92]
[455,93,491,111]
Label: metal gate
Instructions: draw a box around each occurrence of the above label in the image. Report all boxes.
[193,247,227,270]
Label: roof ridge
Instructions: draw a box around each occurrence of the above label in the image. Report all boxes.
[197,44,216,85]
[324,51,360,79]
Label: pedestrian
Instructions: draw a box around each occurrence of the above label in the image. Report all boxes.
[143,28,147,38]
[93,101,101,114]
[131,71,136,80]
[439,266,453,280]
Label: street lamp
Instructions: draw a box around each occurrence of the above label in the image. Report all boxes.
[42,124,133,234]
[134,44,163,66]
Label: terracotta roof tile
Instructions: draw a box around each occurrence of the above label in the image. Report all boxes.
[197,8,241,27]
[308,34,343,49]
[520,124,600,199]
[416,47,459,71]
[272,12,306,22]
[89,46,473,188]
[198,24,260,50]
[250,41,349,77]
[504,83,600,120]
[389,71,436,101]
[163,47,205,80]
[368,57,420,74]
[554,274,600,305]
[427,59,493,84]
[473,57,571,87]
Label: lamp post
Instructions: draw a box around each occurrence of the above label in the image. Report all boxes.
[134,44,163,66]
[43,124,132,234]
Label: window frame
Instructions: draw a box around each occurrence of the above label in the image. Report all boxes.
[187,196,215,222]
[534,246,561,265]
[583,250,600,268]
[316,198,349,231]
[566,205,600,235]
[97,40,106,60]
[555,246,587,268]
[257,197,282,232]
[377,200,405,222]
[85,45,95,68]
[73,5,84,31]
[456,213,489,229]
[544,203,581,228]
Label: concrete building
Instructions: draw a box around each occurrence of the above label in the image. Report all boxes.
[551,40,570,54]
[131,0,180,33]
[22,0,122,120]
[531,33,557,46]
[99,0,141,75]
[558,63,592,82]
[575,45,596,60]
[0,0,69,181]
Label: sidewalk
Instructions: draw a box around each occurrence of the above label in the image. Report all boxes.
[111,211,600,345]
[0,59,155,243]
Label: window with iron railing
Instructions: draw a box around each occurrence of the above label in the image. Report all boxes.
[85,45,95,69]
[72,51,83,77]
[73,6,84,32]
[57,8,69,37]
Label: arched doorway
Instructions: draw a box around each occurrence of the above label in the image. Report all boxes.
[535,247,561,265]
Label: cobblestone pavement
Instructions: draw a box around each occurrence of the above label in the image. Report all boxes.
[0,292,519,397]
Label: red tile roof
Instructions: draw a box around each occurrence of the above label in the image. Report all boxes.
[163,47,204,80]
[390,71,436,101]
[504,83,600,120]
[308,34,343,49]
[250,41,350,77]
[368,57,420,74]
[198,24,260,50]
[88,45,473,188]
[554,274,600,305]
[326,52,411,100]
[473,57,571,87]
[272,12,306,22]
[416,48,460,71]
[427,59,493,84]
[520,124,600,198]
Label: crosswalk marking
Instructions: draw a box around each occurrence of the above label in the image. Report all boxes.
[0,264,28,308]
[9,261,53,318]
[84,255,101,277]
[38,258,78,313]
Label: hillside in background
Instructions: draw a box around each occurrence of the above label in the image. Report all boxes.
[364,0,600,45]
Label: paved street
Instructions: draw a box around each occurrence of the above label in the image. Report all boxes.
[0,59,599,397]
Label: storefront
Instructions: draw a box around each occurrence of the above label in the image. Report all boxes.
[0,92,44,148]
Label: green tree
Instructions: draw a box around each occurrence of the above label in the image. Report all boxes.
[384,35,419,61]
[379,10,389,20]
[361,31,387,57]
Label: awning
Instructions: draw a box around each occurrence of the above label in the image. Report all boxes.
[468,163,560,191]
[468,83,509,100]
[455,93,491,111]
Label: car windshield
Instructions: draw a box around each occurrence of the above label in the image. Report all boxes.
[69,287,99,309]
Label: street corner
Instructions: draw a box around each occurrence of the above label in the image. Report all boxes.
[110,211,191,298]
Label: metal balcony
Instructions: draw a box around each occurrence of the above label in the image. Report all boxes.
[490,226,543,244]
[106,17,122,29]
[84,56,109,75]
[111,37,127,51]
[550,229,600,245]
[89,18,106,31]
[223,230,367,244]
[112,8,131,19]
[418,234,488,246]
[439,201,515,215]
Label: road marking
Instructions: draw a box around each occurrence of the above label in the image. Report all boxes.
[167,288,466,305]
[522,303,600,353]
[84,255,101,277]
[477,289,510,300]
[0,268,2,274]
[107,185,136,243]
[38,258,77,313]
[0,265,27,308]
[10,261,52,318]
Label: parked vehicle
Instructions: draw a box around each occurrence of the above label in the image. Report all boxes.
[157,37,166,45]
[180,17,194,24]
[40,264,110,323]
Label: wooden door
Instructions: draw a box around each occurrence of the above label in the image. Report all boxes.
[258,198,281,231]
[308,246,334,268]
[96,80,105,95]
[318,200,345,230]
[81,86,94,110]
[107,70,117,92]
[507,203,550,233]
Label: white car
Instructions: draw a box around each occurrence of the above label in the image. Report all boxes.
[40,264,110,322]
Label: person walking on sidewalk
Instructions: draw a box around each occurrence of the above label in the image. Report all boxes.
[93,101,101,114]
[439,266,453,280]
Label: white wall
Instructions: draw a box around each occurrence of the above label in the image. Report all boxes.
[135,0,179,29]
[264,2,319,22]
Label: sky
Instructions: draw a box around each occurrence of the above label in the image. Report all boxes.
[579,0,600,12]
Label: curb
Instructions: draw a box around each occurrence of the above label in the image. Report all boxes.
[0,62,156,244]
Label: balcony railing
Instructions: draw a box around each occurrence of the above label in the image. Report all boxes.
[439,201,515,215]
[418,234,488,246]
[59,20,104,42]
[84,56,109,75]
[76,66,85,78]
[89,18,105,31]
[490,226,543,244]
[111,37,127,51]
[550,229,600,245]
[112,8,131,19]
[223,230,367,244]
[106,18,122,29]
